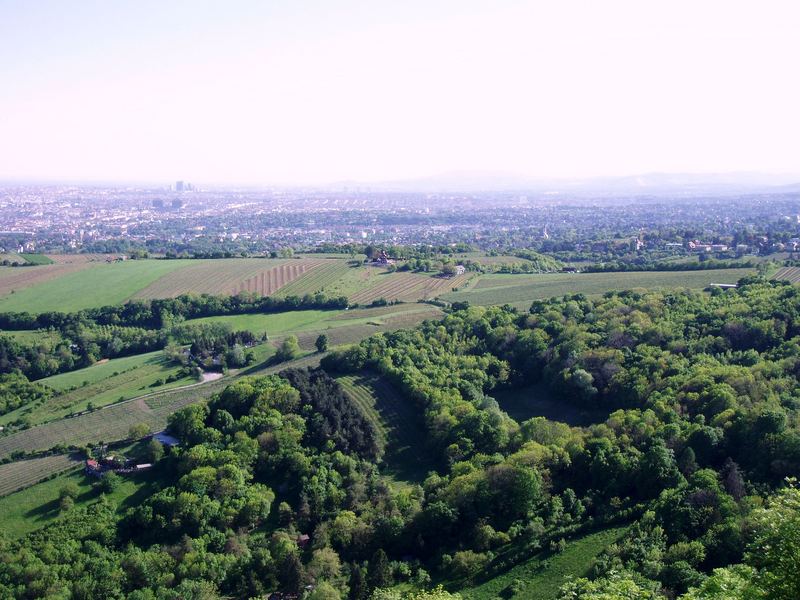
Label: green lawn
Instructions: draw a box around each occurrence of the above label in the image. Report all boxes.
[456,526,628,600]
[0,466,164,538]
[444,268,755,307]
[0,259,191,313]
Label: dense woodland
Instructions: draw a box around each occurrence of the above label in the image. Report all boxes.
[0,278,799,598]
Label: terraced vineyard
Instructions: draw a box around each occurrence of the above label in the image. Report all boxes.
[337,372,433,481]
[0,454,80,497]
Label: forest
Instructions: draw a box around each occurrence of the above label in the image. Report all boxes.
[0,278,799,598]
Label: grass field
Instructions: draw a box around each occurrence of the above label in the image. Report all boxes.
[192,309,339,336]
[0,454,80,497]
[0,259,190,312]
[1,351,194,428]
[19,253,55,265]
[493,384,609,427]
[456,526,628,600]
[337,372,434,482]
[443,268,756,308]
[0,466,164,538]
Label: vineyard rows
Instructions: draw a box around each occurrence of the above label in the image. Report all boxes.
[273,260,351,297]
[0,454,80,497]
[772,266,800,283]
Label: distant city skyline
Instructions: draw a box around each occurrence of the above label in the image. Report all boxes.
[1,0,799,185]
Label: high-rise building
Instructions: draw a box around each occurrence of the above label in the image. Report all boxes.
[175,181,185,192]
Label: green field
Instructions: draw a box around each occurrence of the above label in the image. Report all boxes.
[1,351,194,427]
[337,372,434,482]
[456,526,628,600]
[0,259,190,313]
[0,453,80,497]
[0,466,163,538]
[493,384,609,427]
[273,259,353,297]
[192,309,340,335]
[19,253,55,265]
[443,268,755,308]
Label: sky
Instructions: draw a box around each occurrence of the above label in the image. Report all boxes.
[1,0,799,185]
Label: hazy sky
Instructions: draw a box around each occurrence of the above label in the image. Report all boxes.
[1,0,799,184]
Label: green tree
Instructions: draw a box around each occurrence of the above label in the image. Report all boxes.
[277,335,300,362]
[367,549,391,590]
[315,334,329,353]
[128,422,151,440]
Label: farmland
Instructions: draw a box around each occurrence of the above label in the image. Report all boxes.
[131,258,326,298]
[272,259,353,297]
[349,271,472,304]
[0,351,194,428]
[0,259,190,312]
[772,266,800,283]
[0,453,80,497]
[443,267,756,307]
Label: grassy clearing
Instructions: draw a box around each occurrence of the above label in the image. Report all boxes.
[455,526,628,600]
[444,268,756,306]
[0,454,80,497]
[337,372,434,483]
[1,329,62,345]
[493,385,609,427]
[0,259,190,313]
[0,466,165,538]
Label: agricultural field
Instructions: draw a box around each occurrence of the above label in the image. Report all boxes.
[0,260,100,299]
[443,268,756,308]
[272,259,353,297]
[337,372,433,482]
[0,453,80,497]
[131,257,328,298]
[0,259,190,313]
[772,266,800,283]
[0,351,195,428]
[455,526,628,600]
[349,271,472,305]
[18,253,54,265]
[0,351,328,460]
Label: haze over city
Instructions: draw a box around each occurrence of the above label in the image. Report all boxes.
[2,0,799,185]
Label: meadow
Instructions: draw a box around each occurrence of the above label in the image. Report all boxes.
[0,466,165,538]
